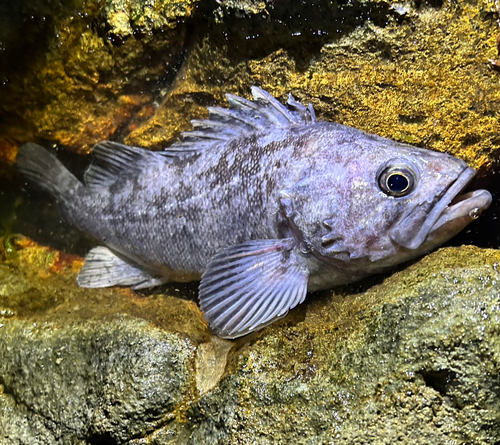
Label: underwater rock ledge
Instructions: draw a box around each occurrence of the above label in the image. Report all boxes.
[0,238,499,444]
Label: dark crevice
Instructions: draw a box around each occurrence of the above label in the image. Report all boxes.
[419,369,456,396]
[414,0,445,10]
[87,432,118,445]
[399,114,427,124]
[461,133,482,147]
[0,1,61,81]
[192,0,409,71]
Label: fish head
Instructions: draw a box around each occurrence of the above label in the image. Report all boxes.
[280,125,492,267]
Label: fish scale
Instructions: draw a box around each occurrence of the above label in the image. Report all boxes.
[17,87,492,338]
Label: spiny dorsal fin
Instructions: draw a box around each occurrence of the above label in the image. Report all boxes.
[163,87,317,156]
[85,141,163,192]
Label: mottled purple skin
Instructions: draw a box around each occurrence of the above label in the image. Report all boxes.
[60,121,473,290]
[62,125,309,282]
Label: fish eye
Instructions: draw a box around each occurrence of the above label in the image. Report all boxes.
[378,166,417,197]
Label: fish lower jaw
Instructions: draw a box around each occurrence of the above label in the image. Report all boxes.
[428,188,492,236]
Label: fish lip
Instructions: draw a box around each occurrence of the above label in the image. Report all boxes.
[430,188,492,233]
[399,167,490,250]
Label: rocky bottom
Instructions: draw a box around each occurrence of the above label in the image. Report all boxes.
[0,237,499,444]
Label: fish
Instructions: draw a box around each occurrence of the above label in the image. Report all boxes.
[17,87,492,339]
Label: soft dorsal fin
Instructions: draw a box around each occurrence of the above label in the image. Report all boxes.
[163,87,317,156]
[85,141,162,192]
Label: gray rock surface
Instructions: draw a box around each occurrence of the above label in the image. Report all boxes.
[0,318,195,444]
[1,240,499,444]
[0,240,209,444]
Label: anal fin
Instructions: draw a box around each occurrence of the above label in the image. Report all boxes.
[199,239,310,339]
[77,246,165,290]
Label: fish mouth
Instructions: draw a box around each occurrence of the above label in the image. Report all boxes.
[431,189,492,232]
[392,167,492,250]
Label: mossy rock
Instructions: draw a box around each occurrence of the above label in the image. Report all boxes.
[0,239,499,444]
[128,0,500,171]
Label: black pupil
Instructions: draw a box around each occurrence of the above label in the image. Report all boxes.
[387,173,408,193]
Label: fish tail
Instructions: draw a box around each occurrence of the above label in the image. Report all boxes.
[17,143,82,205]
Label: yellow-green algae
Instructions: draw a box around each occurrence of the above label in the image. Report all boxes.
[0,236,235,443]
[105,0,198,35]
[2,0,500,169]
[127,0,500,170]
[0,0,196,155]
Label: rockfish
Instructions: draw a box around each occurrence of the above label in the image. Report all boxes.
[17,87,492,338]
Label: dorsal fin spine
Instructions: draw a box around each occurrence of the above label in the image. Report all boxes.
[164,87,318,157]
[250,86,295,125]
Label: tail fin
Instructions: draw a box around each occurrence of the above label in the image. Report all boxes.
[17,143,82,203]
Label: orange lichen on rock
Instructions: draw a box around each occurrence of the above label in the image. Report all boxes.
[0,235,211,342]
[1,235,83,276]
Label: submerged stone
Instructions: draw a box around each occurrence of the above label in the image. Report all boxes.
[1,0,499,169]
[127,0,500,172]
[0,237,214,443]
[0,0,196,154]
[0,238,499,444]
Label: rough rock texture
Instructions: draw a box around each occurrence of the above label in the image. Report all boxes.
[0,0,196,153]
[1,238,500,444]
[1,0,500,165]
[1,319,193,444]
[190,246,500,444]
[0,237,219,444]
[126,0,500,171]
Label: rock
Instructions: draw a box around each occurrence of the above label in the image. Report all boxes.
[1,318,193,444]
[2,0,500,167]
[127,0,500,170]
[0,237,224,444]
[189,245,500,445]
[1,238,499,444]
[0,0,197,154]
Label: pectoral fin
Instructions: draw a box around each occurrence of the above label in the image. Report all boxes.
[199,239,310,339]
[77,246,165,290]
